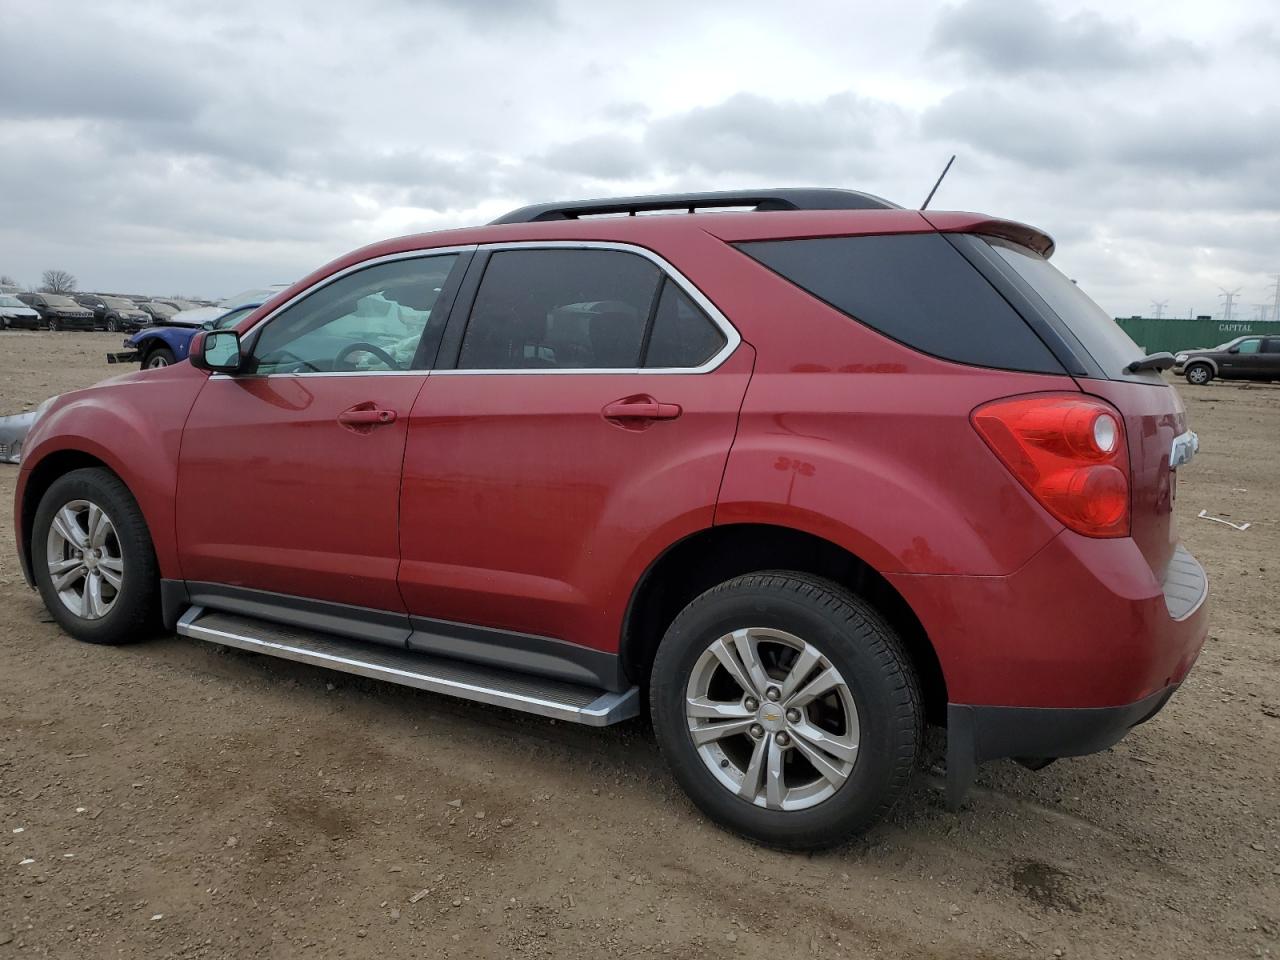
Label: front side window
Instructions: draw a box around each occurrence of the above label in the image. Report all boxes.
[458,249,664,370]
[1236,338,1262,355]
[251,254,459,374]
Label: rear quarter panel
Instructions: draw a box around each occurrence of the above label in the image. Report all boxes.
[662,232,1078,576]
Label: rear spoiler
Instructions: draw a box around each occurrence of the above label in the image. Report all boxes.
[921,212,1055,259]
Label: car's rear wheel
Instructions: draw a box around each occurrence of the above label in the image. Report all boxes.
[31,468,160,645]
[650,572,921,850]
[1185,363,1213,385]
[144,346,175,368]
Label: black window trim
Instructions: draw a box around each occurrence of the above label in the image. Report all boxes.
[433,240,741,376]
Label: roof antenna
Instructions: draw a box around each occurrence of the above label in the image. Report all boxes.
[920,154,956,210]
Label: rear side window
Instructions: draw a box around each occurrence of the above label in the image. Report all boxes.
[1264,339,1280,354]
[458,249,667,370]
[643,280,726,368]
[739,234,1063,373]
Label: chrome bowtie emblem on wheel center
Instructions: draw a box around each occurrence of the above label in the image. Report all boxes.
[757,706,787,733]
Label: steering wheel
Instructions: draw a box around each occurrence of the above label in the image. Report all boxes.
[261,348,320,373]
[335,341,401,371]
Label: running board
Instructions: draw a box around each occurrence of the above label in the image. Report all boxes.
[176,607,639,726]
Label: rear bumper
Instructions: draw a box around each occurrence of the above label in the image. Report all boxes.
[890,531,1208,807]
[889,531,1208,710]
[943,684,1180,808]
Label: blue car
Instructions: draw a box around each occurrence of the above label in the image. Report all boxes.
[108,303,261,368]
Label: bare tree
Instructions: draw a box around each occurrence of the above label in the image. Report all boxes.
[0,274,15,287]
[41,269,77,294]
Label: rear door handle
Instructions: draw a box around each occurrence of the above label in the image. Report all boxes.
[338,405,398,428]
[601,396,682,423]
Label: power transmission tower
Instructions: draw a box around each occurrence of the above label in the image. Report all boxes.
[1269,274,1280,323]
[1150,299,1169,319]
[1218,287,1242,320]
[1254,304,1268,321]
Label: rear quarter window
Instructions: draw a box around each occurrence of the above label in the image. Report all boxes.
[738,233,1064,374]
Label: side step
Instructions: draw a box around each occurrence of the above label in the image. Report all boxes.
[176,607,640,726]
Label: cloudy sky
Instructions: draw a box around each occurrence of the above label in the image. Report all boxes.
[2,0,1277,319]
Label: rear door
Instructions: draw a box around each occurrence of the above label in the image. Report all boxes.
[1264,338,1280,379]
[397,244,752,661]
[177,251,467,613]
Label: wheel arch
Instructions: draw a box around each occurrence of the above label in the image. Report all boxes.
[19,450,130,584]
[1185,357,1218,377]
[621,522,947,724]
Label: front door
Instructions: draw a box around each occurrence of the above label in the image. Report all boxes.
[177,251,467,612]
[397,245,753,660]
[1219,337,1263,378]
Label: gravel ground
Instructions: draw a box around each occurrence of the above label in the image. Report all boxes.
[1,330,1277,959]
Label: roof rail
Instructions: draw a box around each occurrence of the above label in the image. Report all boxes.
[490,188,900,224]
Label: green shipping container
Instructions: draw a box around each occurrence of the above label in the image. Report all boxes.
[1114,316,1280,355]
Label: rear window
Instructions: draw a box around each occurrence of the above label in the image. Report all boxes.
[738,233,1063,374]
[983,238,1147,379]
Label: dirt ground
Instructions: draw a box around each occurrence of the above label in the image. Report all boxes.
[0,329,1276,960]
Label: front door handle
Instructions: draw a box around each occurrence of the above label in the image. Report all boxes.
[601,395,682,424]
[338,404,398,431]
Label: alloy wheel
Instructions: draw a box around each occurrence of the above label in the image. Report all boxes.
[685,627,859,811]
[45,499,124,620]
[146,354,170,368]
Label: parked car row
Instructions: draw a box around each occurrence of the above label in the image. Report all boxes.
[0,292,218,332]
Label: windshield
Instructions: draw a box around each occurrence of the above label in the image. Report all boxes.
[0,295,25,308]
[44,295,80,308]
[213,306,256,329]
[103,297,137,310]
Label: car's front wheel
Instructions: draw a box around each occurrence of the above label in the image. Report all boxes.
[650,572,921,850]
[144,345,176,368]
[31,468,160,645]
[1185,363,1213,385]
[105,316,119,333]
[46,317,59,332]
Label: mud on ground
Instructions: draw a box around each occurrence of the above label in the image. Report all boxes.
[1,330,1277,958]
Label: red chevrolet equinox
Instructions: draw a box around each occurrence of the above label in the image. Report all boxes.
[14,190,1207,849]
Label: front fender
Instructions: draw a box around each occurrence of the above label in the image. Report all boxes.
[17,363,209,581]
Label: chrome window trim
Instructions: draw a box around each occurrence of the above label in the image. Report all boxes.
[214,240,740,380]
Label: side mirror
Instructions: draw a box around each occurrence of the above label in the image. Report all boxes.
[1226,346,1239,354]
[190,329,243,373]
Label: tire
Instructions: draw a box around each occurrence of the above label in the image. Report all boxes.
[46,317,59,332]
[144,346,175,368]
[105,316,119,333]
[650,572,921,850]
[31,468,160,645]
[1185,363,1213,386]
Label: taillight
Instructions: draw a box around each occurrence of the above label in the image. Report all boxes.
[971,394,1130,538]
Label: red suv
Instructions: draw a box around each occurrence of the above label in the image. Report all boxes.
[14,190,1207,849]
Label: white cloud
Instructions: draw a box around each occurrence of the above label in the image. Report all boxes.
[0,0,1275,318]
